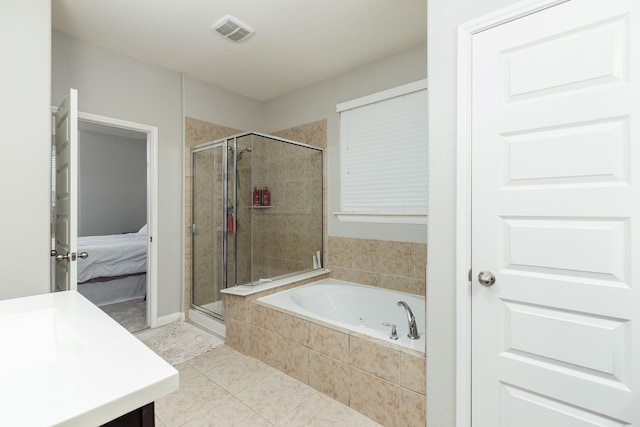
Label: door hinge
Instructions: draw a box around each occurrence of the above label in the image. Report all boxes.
[150,236,153,243]
[468,269,472,282]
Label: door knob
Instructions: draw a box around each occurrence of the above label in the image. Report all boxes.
[478,271,496,287]
[55,253,70,262]
[51,250,58,257]
[55,252,87,262]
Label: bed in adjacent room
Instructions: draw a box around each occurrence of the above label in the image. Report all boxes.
[77,225,148,307]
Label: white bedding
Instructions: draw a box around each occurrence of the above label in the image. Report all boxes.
[77,233,148,283]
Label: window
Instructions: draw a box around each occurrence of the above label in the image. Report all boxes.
[336,79,428,224]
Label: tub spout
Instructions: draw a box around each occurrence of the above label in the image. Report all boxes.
[397,301,420,339]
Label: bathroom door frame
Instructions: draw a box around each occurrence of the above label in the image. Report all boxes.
[76,112,160,328]
[455,0,570,425]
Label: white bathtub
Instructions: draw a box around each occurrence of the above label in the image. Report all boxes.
[257,278,425,352]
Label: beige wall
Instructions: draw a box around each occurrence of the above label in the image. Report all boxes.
[0,0,51,299]
[426,0,523,425]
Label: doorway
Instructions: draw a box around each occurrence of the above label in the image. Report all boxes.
[51,105,159,331]
[77,120,148,332]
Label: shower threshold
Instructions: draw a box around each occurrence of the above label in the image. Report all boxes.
[198,300,224,314]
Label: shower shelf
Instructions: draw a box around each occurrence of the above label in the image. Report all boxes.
[248,205,273,209]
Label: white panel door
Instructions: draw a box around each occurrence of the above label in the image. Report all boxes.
[471,0,639,425]
[54,89,79,292]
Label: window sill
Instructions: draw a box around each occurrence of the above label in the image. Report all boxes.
[334,212,427,225]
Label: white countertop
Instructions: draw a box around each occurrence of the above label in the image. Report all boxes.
[0,291,178,426]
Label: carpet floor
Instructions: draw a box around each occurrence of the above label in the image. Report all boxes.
[99,298,147,333]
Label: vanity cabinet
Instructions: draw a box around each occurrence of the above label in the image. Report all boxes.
[0,291,178,426]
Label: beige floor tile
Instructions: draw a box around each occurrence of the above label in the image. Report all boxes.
[155,374,232,427]
[204,354,280,395]
[188,345,239,373]
[275,392,382,427]
[181,396,271,427]
[236,370,318,423]
[174,361,200,383]
[156,343,395,427]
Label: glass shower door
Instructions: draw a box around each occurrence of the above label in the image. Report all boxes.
[192,144,227,319]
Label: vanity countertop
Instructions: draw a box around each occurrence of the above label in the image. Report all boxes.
[0,290,178,426]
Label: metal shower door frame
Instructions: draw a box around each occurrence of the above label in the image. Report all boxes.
[190,136,237,319]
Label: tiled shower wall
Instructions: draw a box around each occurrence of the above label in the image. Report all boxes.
[252,123,326,279]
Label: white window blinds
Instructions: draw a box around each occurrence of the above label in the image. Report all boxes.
[337,81,427,223]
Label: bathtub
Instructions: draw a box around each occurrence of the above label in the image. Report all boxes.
[257,278,425,352]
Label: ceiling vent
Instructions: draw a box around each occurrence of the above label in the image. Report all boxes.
[211,15,255,42]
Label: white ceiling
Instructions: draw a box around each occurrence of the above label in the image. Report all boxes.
[52,0,427,101]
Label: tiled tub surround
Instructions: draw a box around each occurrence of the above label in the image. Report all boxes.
[328,237,427,297]
[258,279,425,352]
[225,280,426,427]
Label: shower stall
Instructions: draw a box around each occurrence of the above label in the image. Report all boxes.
[191,132,324,321]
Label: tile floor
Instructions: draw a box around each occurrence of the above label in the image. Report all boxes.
[154,344,382,426]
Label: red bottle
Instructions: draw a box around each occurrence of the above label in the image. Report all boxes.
[252,187,260,206]
[262,187,271,206]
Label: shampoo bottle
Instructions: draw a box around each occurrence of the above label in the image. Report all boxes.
[253,187,260,206]
[262,187,271,206]
[226,213,234,232]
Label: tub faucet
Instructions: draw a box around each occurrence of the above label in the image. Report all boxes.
[397,301,420,340]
